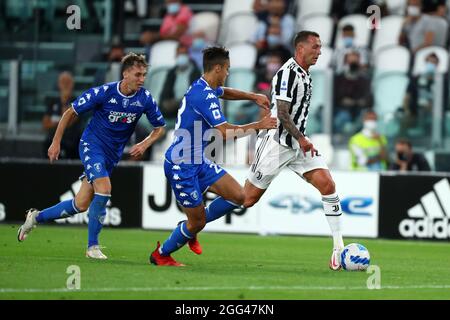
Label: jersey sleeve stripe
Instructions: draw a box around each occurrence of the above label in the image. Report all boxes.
[286,70,296,99]
[274,70,284,95]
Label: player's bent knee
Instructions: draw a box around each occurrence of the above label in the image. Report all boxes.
[320,179,336,195]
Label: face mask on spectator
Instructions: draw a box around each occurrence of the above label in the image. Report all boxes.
[397,151,408,161]
[407,5,420,17]
[425,62,437,74]
[343,36,354,48]
[349,62,359,73]
[192,38,206,51]
[267,35,282,47]
[363,120,378,132]
[176,54,190,68]
[167,3,180,14]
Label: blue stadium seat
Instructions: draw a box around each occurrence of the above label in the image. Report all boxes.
[299,14,334,47]
[225,68,257,124]
[220,13,258,47]
[144,66,171,105]
[373,72,409,115]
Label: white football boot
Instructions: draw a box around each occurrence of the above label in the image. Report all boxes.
[329,248,342,271]
[86,245,108,260]
[17,208,40,242]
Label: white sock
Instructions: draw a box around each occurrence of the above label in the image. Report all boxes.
[322,192,344,250]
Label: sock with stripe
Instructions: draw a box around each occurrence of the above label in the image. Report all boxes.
[160,221,193,256]
[87,193,110,248]
[205,196,240,223]
[35,199,81,223]
[322,192,344,250]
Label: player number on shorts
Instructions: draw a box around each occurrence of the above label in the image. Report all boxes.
[209,163,222,174]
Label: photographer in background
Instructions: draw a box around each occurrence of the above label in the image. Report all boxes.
[390,138,431,171]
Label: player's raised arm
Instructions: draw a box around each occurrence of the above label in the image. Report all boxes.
[220,87,270,110]
[47,106,78,163]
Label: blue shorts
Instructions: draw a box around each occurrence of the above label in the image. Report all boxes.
[164,158,227,208]
[79,139,117,183]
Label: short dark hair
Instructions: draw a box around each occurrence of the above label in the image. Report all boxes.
[202,46,229,72]
[342,24,354,32]
[293,30,320,48]
[121,52,148,72]
[396,138,412,148]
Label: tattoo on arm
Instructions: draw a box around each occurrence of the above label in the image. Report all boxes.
[277,100,302,140]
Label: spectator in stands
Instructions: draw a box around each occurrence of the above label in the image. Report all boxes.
[399,0,448,53]
[94,44,125,86]
[334,51,373,133]
[138,0,193,60]
[348,110,388,171]
[331,24,369,75]
[253,0,295,52]
[188,31,211,71]
[390,138,431,171]
[255,51,284,98]
[42,72,82,160]
[401,52,441,135]
[160,43,201,129]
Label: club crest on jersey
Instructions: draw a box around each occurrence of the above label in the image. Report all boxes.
[122,98,129,108]
[94,163,102,173]
[190,191,199,200]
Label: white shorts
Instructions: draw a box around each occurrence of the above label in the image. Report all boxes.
[247,132,329,190]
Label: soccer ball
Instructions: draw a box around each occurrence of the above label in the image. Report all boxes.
[340,243,370,271]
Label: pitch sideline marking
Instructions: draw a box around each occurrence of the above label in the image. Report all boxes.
[1,284,450,293]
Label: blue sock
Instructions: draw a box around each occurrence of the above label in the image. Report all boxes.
[160,222,193,256]
[87,193,110,248]
[205,197,239,223]
[36,199,80,223]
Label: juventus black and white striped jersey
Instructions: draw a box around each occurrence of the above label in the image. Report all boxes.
[270,57,312,149]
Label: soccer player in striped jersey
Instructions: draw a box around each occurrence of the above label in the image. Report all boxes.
[17,53,166,259]
[244,31,345,270]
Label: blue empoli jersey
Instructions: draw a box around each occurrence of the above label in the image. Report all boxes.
[165,77,226,164]
[72,81,165,162]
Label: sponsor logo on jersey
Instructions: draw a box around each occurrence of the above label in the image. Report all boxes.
[108,111,137,124]
[399,179,450,239]
[130,100,143,107]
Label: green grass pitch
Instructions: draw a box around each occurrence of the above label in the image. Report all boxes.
[1,224,450,300]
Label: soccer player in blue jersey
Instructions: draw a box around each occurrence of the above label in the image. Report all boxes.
[18,53,166,259]
[150,46,277,266]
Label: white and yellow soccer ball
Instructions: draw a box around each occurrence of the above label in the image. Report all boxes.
[340,243,370,271]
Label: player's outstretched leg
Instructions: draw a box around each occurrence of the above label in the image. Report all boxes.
[17,199,81,242]
[86,193,110,260]
[304,169,344,271]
